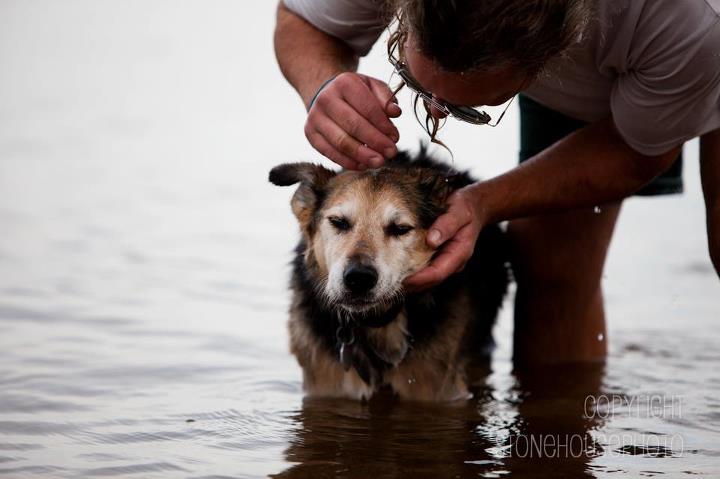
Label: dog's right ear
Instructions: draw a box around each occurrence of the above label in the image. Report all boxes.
[269,162,336,231]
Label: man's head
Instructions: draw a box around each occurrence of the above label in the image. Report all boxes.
[387,0,592,119]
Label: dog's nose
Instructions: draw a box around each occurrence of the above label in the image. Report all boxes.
[343,264,378,294]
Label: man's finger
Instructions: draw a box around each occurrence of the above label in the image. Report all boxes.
[427,209,472,248]
[367,78,402,119]
[324,99,397,158]
[426,239,471,279]
[339,76,400,146]
[403,262,445,291]
[313,116,385,168]
[404,238,471,290]
[306,131,363,170]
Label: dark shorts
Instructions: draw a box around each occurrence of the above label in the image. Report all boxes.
[518,95,683,196]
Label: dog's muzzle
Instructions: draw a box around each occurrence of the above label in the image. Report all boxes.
[343,263,378,296]
[339,260,403,326]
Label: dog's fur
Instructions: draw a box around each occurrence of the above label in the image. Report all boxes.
[269,149,509,401]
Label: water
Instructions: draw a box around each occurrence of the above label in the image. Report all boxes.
[1,1,719,477]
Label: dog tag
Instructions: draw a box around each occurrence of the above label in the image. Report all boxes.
[336,324,355,372]
[339,343,352,372]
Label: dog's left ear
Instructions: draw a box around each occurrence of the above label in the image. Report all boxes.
[416,172,469,227]
[269,162,337,231]
[418,173,466,203]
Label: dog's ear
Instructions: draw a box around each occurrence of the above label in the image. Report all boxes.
[444,173,468,192]
[419,172,467,201]
[416,172,470,227]
[269,162,337,231]
[269,162,334,187]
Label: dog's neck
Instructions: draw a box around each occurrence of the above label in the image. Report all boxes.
[332,301,411,387]
[338,301,404,328]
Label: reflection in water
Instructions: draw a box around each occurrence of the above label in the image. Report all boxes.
[274,363,606,478]
[504,363,605,478]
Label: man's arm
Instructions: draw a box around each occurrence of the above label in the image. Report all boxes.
[274,2,358,108]
[274,2,400,170]
[476,118,680,223]
[406,118,681,289]
[701,128,720,276]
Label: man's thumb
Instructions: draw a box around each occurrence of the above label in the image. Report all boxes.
[426,213,462,248]
[427,228,443,247]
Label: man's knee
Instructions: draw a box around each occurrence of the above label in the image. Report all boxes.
[508,204,621,301]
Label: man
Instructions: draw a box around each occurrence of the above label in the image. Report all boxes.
[274,0,720,364]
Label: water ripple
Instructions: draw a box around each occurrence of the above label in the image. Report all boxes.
[80,462,187,477]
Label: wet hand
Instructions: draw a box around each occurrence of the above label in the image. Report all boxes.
[404,185,485,291]
[305,73,401,170]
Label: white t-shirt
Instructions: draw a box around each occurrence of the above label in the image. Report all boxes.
[284,0,720,156]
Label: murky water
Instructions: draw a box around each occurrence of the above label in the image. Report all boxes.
[1,2,719,478]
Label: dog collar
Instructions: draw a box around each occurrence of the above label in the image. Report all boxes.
[335,320,396,387]
[351,302,404,328]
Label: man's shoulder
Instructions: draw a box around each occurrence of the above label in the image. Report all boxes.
[284,0,384,18]
[593,0,719,70]
[704,0,720,15]
[283,0,387,56]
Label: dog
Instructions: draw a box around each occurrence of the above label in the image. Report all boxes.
[269,149,509,401]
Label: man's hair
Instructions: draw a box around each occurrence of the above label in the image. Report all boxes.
[387,0,593,77]
[384,0,593,152]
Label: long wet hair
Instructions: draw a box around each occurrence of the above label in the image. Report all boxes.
[385,0,593,149]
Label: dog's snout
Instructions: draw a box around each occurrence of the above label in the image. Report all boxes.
[343,263,378,294]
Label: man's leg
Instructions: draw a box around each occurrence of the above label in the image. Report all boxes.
[700,129,720,276]
[508,202,621,365]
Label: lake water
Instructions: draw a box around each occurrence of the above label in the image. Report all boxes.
[1,2,719,478]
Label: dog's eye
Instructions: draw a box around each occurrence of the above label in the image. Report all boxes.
[386,223,414,237]
[328,216,351,232]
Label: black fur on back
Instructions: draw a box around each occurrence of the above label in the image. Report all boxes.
[288,147,510,383]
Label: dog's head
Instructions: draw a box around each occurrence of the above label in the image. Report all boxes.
[269,161,465,314]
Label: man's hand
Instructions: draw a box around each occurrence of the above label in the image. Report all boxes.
[274,4,399,170]
[305,73,401,170]
[404,184,486,291]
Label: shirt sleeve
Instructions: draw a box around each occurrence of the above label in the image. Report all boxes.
[611,12,720,156]
[282,0,388,56]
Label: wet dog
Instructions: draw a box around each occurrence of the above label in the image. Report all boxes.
[269,149,509,401]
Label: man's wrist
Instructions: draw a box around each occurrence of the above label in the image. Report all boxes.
[305,73,339,111]
[468,180,501,226]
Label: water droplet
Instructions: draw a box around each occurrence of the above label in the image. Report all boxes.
[597,333,604,341]
[407,377,416,384]
[593,206,602,214]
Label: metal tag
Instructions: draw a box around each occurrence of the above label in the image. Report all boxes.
[339,343,352,372]
[336,324,355,372]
